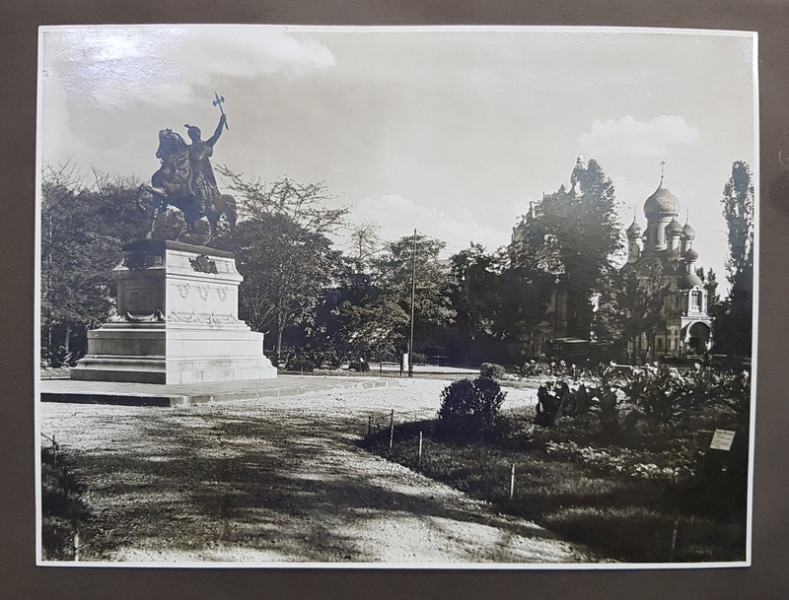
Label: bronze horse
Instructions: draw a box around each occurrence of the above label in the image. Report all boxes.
[138,122,237,245]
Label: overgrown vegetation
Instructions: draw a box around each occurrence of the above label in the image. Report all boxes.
[362,365,750,563]
[41,437,92,560]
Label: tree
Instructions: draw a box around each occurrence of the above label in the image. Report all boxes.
[346,221,384,275]
[717,161,755,358]
[438,245,516,365]
[613,263,672,364]
[373,233,456,353]
[492,263,556,349]
[330,298,410,365]
[723,162,755,285]
[513,158,622,339]
[222,174,348,363]
[40,165,149,365]
[449,245,499,338]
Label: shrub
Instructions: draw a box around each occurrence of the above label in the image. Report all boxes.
[348,359,370,372]
[41,444,91,560]
[479,362,506,381]
[281,346,325,371]
[411,352,427,366]
[286,353,317,372]
[437,377,507,442]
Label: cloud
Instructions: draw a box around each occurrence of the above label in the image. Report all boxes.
[577,115,699,158]
[194,27,336,80]
[44,26,336,110]
[351,194,511,256]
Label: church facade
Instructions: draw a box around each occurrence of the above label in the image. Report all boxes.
[623,175,712,362]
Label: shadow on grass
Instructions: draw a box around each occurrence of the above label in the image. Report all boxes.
[54,408,570,563]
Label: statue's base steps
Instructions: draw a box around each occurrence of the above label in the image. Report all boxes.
[41,375,396,407]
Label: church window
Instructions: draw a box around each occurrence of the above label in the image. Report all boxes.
[691,290,702,312]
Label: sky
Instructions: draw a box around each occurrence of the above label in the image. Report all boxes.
[38,25,757,292]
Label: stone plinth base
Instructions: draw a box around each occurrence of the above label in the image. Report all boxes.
[71,240,276,385]
[70,323,277,384]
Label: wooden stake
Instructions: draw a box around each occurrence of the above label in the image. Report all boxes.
[418,431,423,463]
[509,463,516,499]
[389,410,395,450]
[670,519,679,561]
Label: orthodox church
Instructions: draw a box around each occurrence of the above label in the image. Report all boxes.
[623,170,712,361]
[509,160,712,363]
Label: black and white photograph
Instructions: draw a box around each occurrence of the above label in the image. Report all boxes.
[35,24,757,567]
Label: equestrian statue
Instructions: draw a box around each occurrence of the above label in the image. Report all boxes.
[138,93,237,245]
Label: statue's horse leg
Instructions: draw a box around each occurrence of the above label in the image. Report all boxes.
[222,194,238,232]
[206,210,219,245]
[203,194,237,245]
[137,185,166,240]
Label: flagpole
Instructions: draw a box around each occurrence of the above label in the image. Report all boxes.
[409,228,417,378]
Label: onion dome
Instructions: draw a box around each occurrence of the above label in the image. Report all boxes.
[684,248,699,262]
[665,218,683,235]
[682,221,696,239]
[678,270,704,290]
[626,219,641,239]
[644,185,680,218]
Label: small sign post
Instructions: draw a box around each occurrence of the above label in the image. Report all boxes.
[709,429,736,451]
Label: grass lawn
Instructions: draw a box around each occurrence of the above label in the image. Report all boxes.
[361,400,749,563]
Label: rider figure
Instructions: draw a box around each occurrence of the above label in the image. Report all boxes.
[184,113,227,220]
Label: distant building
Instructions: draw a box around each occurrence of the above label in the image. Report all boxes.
[623,172,712,362]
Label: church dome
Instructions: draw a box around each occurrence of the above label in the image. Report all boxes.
[684,247,699,262]
[644,185,680,218]
[626,219,641,238]
[665,218,683,235]
[678,270,704,290]
[683,222,696,239]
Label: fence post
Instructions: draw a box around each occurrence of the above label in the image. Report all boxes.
[389,410,395,450]
[670,519,679,561]
[509,463,516,500]
[418,430,423,463]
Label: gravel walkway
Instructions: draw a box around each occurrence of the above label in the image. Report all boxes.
[39,378,597,565]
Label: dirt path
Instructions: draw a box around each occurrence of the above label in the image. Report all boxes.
[39,379,597,564]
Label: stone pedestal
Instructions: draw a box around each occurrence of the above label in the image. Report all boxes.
[71,240,277,384]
